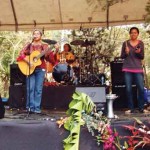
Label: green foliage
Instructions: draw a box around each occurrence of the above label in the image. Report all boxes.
[63,92,95,150]
[1,25,150,96]
[0,31,27,96]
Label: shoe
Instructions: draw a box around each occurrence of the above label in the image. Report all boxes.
[125,110,134,114]
[34,110,41,114]
[139,109,150,114]
[29,111,35,114]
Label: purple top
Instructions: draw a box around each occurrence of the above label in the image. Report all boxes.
[120,40,144,73]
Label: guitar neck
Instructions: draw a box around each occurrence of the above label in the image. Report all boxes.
[36,45,54,59]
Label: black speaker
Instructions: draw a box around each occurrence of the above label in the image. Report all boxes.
[8,85,26,108]
[110,61,125,85]
[0,96,5,119]
[10,64,26,86]
[112,85,137,109]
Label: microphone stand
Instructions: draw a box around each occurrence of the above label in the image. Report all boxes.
[25,47,31,118]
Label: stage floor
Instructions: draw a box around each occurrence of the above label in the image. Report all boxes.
[3,107,150,122]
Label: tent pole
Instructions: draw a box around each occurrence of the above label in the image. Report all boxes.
[58,0,63,27]
[10,0,18,32]
[106,0,110,29]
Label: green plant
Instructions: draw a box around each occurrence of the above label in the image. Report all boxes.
[63,92,95,150]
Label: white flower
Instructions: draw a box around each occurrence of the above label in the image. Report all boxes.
[138,128,146,133]
[147,131,150,134]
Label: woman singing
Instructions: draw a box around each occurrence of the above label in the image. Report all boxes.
[17,29,56,114]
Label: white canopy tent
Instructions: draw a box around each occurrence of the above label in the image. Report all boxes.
[0,0,149,31]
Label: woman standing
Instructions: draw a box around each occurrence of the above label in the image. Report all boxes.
[121,27,149,114]
[17,29,56,114]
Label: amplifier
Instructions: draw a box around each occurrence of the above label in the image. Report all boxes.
[76,86,106,103]
[10,64,26,86]
[112,85,137,109]
[110,61,125,85]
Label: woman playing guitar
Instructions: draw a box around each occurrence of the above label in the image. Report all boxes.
[17,29,57,114]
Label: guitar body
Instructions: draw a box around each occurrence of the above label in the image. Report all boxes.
[18,51,42,76]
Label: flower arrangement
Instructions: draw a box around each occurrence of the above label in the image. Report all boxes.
[56,92,150,150]
[122,118,150,150]
[82,112,122,150]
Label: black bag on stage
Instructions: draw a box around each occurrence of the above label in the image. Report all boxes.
[0,96,5,119]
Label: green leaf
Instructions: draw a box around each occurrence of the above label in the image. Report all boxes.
[124,141,128,149]
[64,116,72,130]
[66,109,77,116]
[73,111,81,117]
[69,99,78,108]
[64,143,78,150]
[63,135,73,144]
[72,92,81,100]
[79,119,85,126]
[70,124,80,134]
[63,144,74,150]
[73,116,81,122]
[133,117,143,125]
[70,101,83,111]
[70,138,78,144]
[66,109,73,115]
[80,93,88,103]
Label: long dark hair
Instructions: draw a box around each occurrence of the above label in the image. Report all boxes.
[32,29,43,36]
[64,43,72,52]
[129,27,139,34]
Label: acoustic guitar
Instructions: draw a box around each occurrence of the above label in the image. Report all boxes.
[18,48,51,76]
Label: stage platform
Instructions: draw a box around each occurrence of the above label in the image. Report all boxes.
[3,84,150,150]
[0,108,149,150]
[8,85,106,109]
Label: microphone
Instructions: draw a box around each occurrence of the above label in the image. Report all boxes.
[32,36,37,42]
[32,36,36,40]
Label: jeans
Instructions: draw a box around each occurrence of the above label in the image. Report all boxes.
[124,72,144,110]
[26,68,45,112]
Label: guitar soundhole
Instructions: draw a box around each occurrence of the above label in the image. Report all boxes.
[33,57,38,62]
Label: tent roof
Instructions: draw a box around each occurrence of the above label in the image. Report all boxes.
[0,0,149,31]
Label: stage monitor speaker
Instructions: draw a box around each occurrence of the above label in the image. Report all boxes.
[76,86,106,103]
[10,64,26,86]
[112,85,137,109]
[110,61,125,85]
